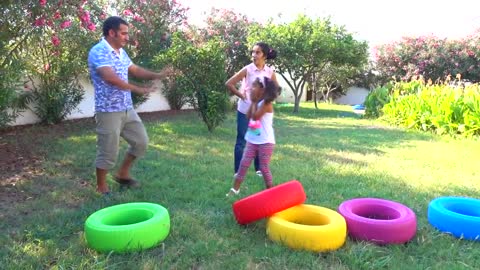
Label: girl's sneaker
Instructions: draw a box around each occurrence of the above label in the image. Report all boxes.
[256,171,263,177]
[226,188,240,197]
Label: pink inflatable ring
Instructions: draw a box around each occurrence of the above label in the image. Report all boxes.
[338,198,417,244]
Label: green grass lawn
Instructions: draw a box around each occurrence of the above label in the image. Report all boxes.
[1,103,479,270]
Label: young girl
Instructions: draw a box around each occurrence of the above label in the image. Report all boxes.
[227,76,281,196]
[225,42,278,178]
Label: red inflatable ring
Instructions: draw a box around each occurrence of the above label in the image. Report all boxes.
[338,198,417,244]
[232,180,306,225]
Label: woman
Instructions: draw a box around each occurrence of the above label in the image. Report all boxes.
[225,42,278,177]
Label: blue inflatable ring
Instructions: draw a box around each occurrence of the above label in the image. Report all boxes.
[428,196,480,241]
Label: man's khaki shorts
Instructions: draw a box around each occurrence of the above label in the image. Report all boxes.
[95,109,148,170]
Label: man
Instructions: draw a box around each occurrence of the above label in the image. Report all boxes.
[88,16,173,194]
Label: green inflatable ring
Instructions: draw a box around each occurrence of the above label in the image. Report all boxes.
[84,202,170,253]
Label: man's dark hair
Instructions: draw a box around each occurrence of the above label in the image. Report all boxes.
[102,16,128,37]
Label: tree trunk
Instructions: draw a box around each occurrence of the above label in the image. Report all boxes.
[306,88,313,101]
[293,93,300,113]
[312,73,318,109]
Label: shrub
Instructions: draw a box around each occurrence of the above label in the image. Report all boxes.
[161,76,190,110]
[119,0,187,68]
[0,64,31,128]
[374,35,480,84]
[368,78,480,137]
[154,33,229,131]
[30,78,84,125]
[2,0,106,124]
[364,85,391,118]
[117,0,188,108]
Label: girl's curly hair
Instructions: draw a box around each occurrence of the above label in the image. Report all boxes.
[253,76,281,103]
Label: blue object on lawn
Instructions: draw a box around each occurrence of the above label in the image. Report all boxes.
[352,104,365,110]
[428,196,480,241]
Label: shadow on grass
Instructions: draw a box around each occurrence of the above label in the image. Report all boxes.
[3,107,480,269]
[275,119,431,157]
[298,167,480,270]
[5,158,479,270]
[275,104,362,119]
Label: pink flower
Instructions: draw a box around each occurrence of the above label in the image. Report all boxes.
[87,22,96,31]
[123,9,133,16]
[234,41,240,46]
[60,20,71,29]
[99,12,107,20]
[53,11,61,19]
[44,63,50,71]
[133,15,145,23]
[34,18,46,27]
[51,35,60,46]
[39,0,47,7]
[80,10,90,23]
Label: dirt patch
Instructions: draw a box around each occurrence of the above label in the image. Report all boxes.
[0,109,195,206]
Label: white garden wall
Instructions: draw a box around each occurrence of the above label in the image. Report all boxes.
[13,78,173,126]
[11,82,368,126]
[334,87,369,105]
[275,74,308,103]
[12,71,307,126]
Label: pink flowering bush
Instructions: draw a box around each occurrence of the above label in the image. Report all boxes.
[1,0,107,124]
[374,34,480,84]
[118,0,188,67]
[1,0,192,125]
[116,0,188,107]
[200,8,257,77]
[151,8,255,111]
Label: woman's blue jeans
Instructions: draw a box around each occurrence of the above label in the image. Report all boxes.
[234,111,259,173]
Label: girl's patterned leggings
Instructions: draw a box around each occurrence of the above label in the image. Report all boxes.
[235,142,275,187]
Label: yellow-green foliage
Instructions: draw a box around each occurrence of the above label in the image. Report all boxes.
[367,80,480,137]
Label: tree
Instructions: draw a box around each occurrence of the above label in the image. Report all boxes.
[199,8,258,77]
[249,15,368,112]
[311,64,358,107]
